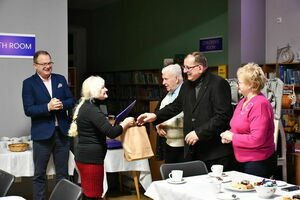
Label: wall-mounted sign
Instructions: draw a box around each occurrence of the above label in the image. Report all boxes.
[0,33,35,58]
[199,36,223,53]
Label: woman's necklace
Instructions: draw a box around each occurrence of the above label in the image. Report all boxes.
[242,94,257,109]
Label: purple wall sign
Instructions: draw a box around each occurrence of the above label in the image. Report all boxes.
[0,33,35,58]
[199,36,223,53]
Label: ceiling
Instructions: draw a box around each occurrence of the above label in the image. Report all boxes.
[68,0,117,10]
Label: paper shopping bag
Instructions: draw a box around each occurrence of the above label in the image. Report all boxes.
[121,126,154,161]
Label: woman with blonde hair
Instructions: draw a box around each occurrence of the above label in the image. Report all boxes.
[220,63,276,178]
[69,76,135,200]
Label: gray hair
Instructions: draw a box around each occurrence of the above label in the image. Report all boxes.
[161,64,183,82]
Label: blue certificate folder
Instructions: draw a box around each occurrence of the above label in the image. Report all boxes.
[114,100,136,126]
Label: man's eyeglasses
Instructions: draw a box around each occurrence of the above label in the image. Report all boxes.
[182,64,199,71]
[35,62,54,67]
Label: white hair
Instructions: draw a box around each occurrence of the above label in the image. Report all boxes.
[69,76,105,137]
[161,64,183,82]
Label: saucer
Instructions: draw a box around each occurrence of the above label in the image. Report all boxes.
[208,172,226,177]
[166,178,186,184]
[275,180,287,187]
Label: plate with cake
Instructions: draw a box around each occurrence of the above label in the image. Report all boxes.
[224,180,255,192]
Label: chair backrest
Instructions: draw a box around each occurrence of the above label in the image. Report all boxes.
[49,179,82,200]
[0,169,15,197]
[160,160,208,180]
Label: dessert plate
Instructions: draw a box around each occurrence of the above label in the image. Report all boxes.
[276,180,287,187]
[224,183,255,192]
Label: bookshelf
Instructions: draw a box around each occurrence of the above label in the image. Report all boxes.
[259,62,300,183]
[93,70,164,117]
[208,64,228,78]
[68,67,77,99]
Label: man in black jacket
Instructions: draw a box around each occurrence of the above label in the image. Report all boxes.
[137,52,236,171]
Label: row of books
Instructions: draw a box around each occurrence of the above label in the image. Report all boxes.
[278,66,300,85]
[107,86,164,100]
[99,71,161,85]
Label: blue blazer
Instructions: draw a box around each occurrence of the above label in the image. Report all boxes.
[22,73,75,140]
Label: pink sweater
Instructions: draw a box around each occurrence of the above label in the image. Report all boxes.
[230,93,275,162]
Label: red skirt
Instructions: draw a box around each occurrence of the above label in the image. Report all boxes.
[76,162,104,198]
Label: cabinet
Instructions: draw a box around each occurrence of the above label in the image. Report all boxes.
[93,70,164,117]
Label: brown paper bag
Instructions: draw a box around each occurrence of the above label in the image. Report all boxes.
[121,126,154,161]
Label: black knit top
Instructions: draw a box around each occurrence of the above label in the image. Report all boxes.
[75,99,123,164]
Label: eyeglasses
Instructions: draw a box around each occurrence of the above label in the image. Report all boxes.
[35,62,54,67]
[182,64,200,71]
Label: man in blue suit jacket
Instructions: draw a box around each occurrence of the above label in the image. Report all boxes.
[22,50,75,200]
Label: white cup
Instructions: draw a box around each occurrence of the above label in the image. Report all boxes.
[168,170,183,182]
[210,180,222,194]
[20,136,29,142]
[0,137,10,141]
[10,137,21,143]
[211,164,223,177]
[0,141,7,149]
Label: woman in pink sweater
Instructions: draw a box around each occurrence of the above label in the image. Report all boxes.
[220,63,276,178]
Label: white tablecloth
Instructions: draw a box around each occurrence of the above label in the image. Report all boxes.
[0,196,26,200]
[145,171,296,200]
[0,145,75,177]
[103,149,152,195]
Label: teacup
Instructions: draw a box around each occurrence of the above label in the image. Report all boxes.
[168,170,183,182]
[20,136,30,142]
[0,137,10,141]
[0,141,7,149]
[211,164,223,177]
[10,137,21,143]
[210,180,222,194]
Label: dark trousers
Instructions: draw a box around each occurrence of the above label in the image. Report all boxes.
[238,153,277,178]
[203,154,238,172]
[185,153,238,172]
[32,128,70,200]
[164,144,184,164]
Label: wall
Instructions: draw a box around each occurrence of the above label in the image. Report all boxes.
[0,0,68,137]
[228,0,265,78]
[266,0,300,63]
[78,0,229,72]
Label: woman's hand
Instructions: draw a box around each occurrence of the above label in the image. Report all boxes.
[220,130,234,143]
[120,117,135,130]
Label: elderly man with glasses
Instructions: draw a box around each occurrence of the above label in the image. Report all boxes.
[138,52,237,172]
[22,50,75,200]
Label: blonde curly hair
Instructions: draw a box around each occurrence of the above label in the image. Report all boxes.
[68,76,105,137]
[237,62,266,93]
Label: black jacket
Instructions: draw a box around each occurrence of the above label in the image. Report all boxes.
[155,71,233,161]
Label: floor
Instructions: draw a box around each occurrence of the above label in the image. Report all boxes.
[22,192,151,200]
[105,188,151,200]
[105,191,151,200]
